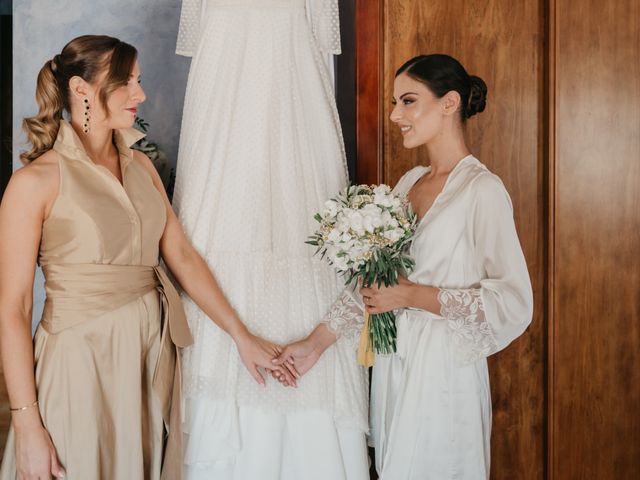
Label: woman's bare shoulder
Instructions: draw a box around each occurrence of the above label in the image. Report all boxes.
[3,150,60,209]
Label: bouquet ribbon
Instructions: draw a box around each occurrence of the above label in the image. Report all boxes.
[357,311,375,367]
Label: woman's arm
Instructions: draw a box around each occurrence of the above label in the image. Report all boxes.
[134,152,297,386]
[360,276,440,315]
[271,322,337,379]
[361,173,533,364]
[272,288,366,377]
[436,174,533,363]
[0,159,65,478]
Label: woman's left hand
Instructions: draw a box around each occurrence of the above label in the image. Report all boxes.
[234,332,298,387]
[360,276,413,314]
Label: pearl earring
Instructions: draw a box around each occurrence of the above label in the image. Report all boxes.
[83,98,90,134]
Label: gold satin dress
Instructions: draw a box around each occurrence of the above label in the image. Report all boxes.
[0,121,192,480]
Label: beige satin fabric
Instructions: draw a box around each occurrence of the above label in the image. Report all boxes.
[40,263,193,479]
[0,121,193,480]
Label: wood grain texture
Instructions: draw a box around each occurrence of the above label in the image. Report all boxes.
[553,0,640,477]
[383,1,546,478]
[355,0,382,184]
[546,0,556,477]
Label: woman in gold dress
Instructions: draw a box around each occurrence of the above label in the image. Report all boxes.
[0,35,295,480]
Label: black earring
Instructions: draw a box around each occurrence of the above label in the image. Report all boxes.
[83,98,90,134]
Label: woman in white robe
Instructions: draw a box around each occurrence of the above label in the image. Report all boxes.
[274,54,533,479]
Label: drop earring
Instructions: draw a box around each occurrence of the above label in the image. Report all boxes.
[83,98,90,134]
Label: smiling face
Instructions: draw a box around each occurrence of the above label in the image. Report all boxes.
[95,60,146,130]
[390,73,446,149]
[104,61,146,128]
[70,59,146,131]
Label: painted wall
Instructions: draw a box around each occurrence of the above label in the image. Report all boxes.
[12,0,192,324]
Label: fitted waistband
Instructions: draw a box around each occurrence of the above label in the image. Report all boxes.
[39,262,192,479]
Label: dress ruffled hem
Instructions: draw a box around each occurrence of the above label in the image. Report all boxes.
[182,398,370,480]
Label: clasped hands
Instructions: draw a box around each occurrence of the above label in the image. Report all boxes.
[257,277,413,387]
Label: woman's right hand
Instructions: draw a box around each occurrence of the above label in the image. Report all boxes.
[234,331,298,387]
[271,337,322,379]
[15,423,65,479]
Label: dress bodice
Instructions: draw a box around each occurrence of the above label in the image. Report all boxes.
[176,0,340,57]
[40,120,166,267]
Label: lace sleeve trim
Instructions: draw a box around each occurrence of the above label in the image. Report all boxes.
[321,290,363,348]
[438,288,498,364]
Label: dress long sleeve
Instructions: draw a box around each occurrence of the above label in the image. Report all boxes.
[176,0,203,57]
[321,288,364,350]
[438,173,533,364]
[306,0,341,55]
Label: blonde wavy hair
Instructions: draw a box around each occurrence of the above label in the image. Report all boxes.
[21,35,137,164]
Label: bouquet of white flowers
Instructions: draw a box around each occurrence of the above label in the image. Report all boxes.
[307,184,417,363]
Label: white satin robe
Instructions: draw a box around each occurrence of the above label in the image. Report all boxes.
[326,155,533,479]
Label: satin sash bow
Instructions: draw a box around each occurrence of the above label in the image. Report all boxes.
[40,263,193,480]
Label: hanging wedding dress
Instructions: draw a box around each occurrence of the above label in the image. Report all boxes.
[173,1,369,478]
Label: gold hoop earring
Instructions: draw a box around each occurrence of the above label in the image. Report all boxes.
[83,98,90,134]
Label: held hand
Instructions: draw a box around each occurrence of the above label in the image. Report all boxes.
[15,423,66,479]
[271,337,322,382]
[235,331,298,387]
[360,276,413,314]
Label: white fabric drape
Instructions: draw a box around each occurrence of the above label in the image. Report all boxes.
[177,0,341,57]
[173,1,367,477]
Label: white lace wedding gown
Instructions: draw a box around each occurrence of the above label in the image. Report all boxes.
[327,156,533,479]
[173,1,369,479]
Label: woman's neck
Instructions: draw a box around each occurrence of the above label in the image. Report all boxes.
[70,120,118,165]
[425,123,471,176]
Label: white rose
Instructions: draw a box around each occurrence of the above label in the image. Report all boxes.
[361,203,382,215]
[346,211,365,236]
[336,211,352,233]
[327,228,341,243]
[384,228,402,243]
[380,210,393,227]
[331,254,349,272]
[360,204,383,232]
[341,232,354,244]
[373,184,391,196]
[373,185,393,207]
[323,199,339,218]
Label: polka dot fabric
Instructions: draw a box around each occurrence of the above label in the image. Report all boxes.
[176,0,341,56]
[172,0,368,468]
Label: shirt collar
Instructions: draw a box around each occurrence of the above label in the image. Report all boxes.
[53,119,146,168]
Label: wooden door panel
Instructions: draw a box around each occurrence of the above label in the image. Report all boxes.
[553,0,640,477]
[381,1,546,478]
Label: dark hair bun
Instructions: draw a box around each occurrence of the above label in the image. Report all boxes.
[465,75,487,118]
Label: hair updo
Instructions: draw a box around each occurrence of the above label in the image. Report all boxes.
[21,35,137,164]
[395,54,487,121]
